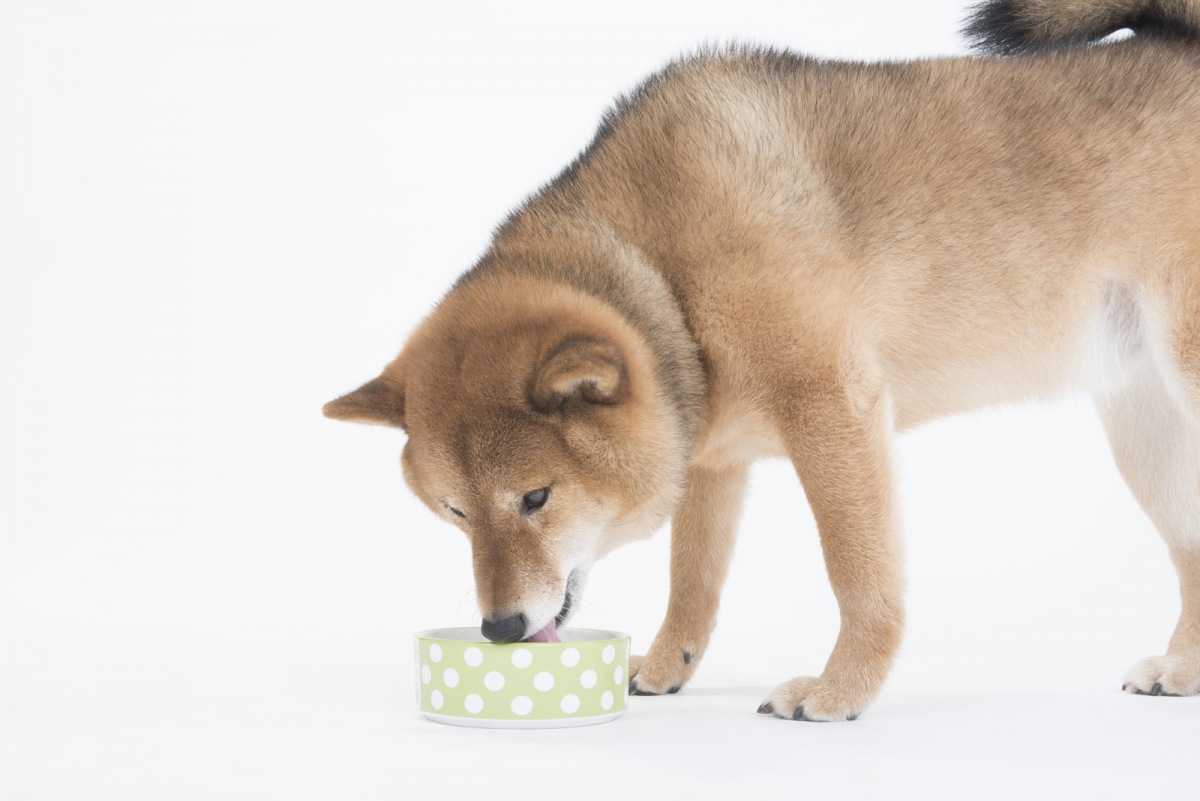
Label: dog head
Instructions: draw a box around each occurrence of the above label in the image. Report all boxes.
[325,272,690,642]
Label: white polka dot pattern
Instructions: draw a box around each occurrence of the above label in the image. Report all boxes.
[417,633,629,723]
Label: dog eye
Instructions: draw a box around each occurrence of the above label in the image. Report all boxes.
[522,487,550,514]
[442,501,466,520]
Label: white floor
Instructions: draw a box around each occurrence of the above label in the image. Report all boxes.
[4,609,1195,800]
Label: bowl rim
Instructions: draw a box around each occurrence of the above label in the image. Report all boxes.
[415,626,628,643]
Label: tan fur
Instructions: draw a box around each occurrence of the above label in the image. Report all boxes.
[326,1,1200,719]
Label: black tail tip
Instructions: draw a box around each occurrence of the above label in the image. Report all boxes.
[963,0,1200,56]
[963,0,1036,56]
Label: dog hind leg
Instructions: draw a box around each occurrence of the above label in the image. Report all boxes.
[1096,282,1200,696]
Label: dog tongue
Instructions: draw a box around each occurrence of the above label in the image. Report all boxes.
[525,620,560,643]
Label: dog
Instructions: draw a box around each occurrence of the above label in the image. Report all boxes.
[325,0,1200,721]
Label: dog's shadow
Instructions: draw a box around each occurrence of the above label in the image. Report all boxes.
[653,685,1004,722]
[670,685,763,698]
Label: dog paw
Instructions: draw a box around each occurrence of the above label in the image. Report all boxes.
[1122,654,1200,697]
[756,676,865,722]
[628,649,692,696]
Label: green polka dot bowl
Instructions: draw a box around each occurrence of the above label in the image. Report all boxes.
[415,628,630,728]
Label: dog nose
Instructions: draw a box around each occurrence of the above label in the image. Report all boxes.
[481,613,527,643]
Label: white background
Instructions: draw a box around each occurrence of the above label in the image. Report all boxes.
[1,1,1194,798]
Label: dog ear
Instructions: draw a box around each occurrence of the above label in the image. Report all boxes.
[323,373,406,429]
[530,337,627,413]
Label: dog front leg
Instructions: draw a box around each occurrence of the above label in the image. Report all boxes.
[629,462,748,695]
[759,371,904,721]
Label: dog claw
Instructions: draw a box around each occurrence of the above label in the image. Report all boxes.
[757,702,774,715]
[629,679,671,697]
[1126,680,1182,696]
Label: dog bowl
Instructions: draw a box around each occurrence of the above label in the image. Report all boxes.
[415,627,630,728]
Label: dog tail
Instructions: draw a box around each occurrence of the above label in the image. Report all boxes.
[964,0,1200,54]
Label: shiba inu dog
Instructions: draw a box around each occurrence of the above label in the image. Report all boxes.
[325,0,1200,721]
